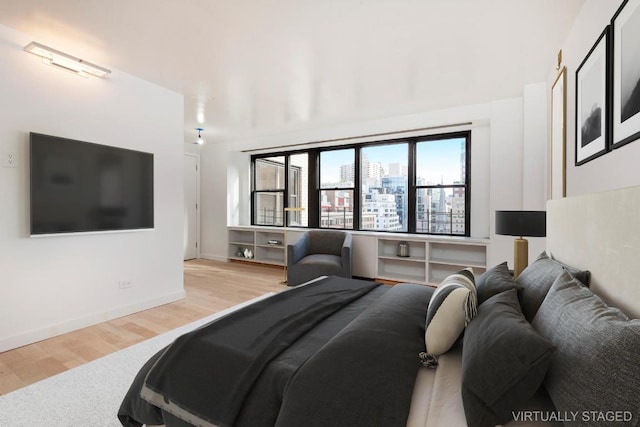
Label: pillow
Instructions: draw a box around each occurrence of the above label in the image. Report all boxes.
[532,271,640,425]
[422,268,477,367]
[461,289,555,427]
[516,251,589,322]
[549,253,591,286]
[475,261,521,305]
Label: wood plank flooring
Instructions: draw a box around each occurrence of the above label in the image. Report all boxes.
[0,259,285,396]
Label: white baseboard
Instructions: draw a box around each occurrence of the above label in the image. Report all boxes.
[199,253,228,262]
[0,290,186,353]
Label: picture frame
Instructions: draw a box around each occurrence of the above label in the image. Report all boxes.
[575,26,610,166]
[550,66,566,198]
[612,0,640,148]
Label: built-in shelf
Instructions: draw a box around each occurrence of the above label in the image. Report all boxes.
[228,227,285,266]
[428,241,487,283]
[377,254,425,263]
[376,236,487,285]
[228,227,488,283]
[377,238,427,283]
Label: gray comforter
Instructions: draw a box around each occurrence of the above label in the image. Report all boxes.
[118,277,434,427]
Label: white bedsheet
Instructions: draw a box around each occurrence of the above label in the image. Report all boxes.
[406,346,556,427]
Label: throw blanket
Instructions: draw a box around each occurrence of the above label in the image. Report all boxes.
[139,277,380,427]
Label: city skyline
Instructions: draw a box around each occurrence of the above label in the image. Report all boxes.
[320,138,465,184]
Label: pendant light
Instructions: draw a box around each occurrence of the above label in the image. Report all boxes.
[194,128,204,145]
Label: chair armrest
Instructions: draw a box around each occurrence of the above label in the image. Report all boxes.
[341,232,353,275]
[288,233,310,265]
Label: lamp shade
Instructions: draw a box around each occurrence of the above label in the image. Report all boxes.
[495,210,546,237]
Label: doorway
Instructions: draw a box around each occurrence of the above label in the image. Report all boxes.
[184,153,200,260]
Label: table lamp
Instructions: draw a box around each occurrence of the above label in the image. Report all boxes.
[495,210,546,277]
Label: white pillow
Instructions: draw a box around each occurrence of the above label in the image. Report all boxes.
[421,268,477,367]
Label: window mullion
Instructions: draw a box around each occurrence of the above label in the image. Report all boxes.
[408,140,416,233]
[354,146,360,230]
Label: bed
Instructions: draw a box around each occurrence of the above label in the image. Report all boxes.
[118,186,640,427]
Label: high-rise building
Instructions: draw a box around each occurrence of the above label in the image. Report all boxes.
[362,191,402,231]
[361,154,382,184]
[381,176,408,229]
[339,163,355,185]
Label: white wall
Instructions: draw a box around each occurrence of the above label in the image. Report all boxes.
[0,24,185,352]
[198,142,230,261]
[558,0,640,196]
[489,84,548,266]
[201,87,549,270]
[227,151,251,227]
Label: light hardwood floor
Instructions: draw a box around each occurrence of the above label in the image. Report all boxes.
[0,259,285,396]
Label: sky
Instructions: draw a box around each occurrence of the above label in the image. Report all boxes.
[320,137,465,184]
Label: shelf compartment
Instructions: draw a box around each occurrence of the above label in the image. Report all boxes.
[428,259,486,269]
[377,257,425,283]
[428,263,486,284]
[255,245,285,265]
[256,244,285,249]
[256,231,285,247]
[378,254,425,263]
[429,242,486,266]
[228,229,254,245]
[377,239,426,261]
[228,242,253,258]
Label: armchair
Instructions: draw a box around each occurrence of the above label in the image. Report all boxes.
[286,230,353,286]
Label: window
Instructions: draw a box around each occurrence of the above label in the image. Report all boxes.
[288,153,308,227]
[253,156,285,226]
[250,131,470,236]
[415,136,467,235]
[320,149,355,229]
[361,143,408,232]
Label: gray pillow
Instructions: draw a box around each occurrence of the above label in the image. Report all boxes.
[475,261,521,305]
[532,271,640,426]
[461,289,555,427]
[548,253,591,286]
[516,252,589,322]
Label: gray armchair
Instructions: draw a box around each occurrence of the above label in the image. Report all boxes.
[286,230,353,286]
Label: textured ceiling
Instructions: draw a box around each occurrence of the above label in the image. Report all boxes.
[0,0,585,144]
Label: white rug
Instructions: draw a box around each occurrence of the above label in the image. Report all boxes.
[0,293,274,427]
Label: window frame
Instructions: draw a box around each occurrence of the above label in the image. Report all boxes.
[250,130,471,237]
[251,156,286,226]
[412,132,471,236]
[319,147,358,230]
[359,140,410,233]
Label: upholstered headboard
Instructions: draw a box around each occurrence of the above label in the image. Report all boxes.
[547,185,640,318]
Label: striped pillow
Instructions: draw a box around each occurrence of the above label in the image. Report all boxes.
[421,268,477,368]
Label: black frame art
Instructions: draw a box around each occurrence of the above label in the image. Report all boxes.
[575,26,610,166]
[612,0,640,148]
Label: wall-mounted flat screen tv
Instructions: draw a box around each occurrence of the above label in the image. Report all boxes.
[30,132,154,235]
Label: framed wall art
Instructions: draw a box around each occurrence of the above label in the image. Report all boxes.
[551,66,566,198]
[575,26,610,166]
[612,0,640,148]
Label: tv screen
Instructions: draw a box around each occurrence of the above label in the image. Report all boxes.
[30,132,154,235]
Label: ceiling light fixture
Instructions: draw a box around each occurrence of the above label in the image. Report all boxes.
[24,41,111,78]
[194,128,204,145]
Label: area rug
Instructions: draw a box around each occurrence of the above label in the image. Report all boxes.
[0,293,274,427]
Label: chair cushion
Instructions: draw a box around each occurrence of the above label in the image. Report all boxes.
[298,254,342,269]
[307,230,346,255]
